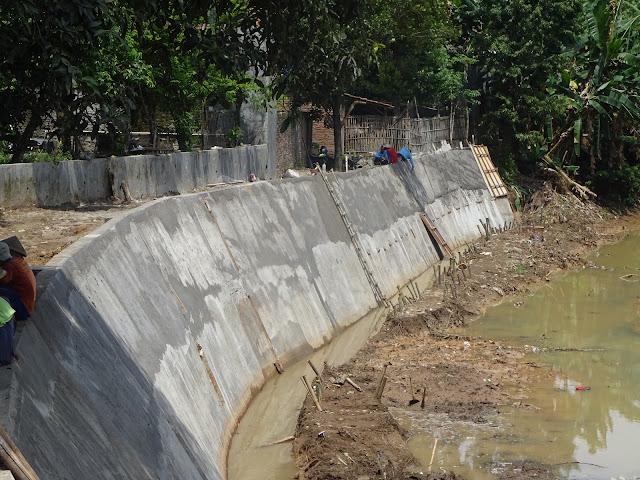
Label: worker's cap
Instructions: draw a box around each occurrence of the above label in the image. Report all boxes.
[0,243,10,262]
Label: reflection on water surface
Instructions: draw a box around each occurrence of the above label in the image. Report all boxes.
[403,232,640,479]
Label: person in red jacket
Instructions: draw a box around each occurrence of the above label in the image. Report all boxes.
[383,145,399,164]
[0,242,36,315]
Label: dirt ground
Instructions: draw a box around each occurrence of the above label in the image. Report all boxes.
[292,186,639,480]
[0,202,145,265]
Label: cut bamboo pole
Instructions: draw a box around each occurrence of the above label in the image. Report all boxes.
[308,360,323,383]
[377,377,388,399]
[376,363,390,398]
[263,435,295,447]
[345,377,363,392]
[301,375,323,411]
[0,424,39,480]
[428,438,439,472]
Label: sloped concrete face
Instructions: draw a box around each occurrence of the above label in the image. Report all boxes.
[6,150,513,479]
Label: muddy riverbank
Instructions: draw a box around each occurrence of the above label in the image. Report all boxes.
[292,186,635,480]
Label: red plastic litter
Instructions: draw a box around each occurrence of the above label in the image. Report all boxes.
[576,386,591,391]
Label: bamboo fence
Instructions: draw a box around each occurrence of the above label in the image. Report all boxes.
[345,114,467,155]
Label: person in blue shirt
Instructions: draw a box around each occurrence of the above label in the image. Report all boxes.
[374,145,399,165]
[373,145,387,164]
[398,147,414,170]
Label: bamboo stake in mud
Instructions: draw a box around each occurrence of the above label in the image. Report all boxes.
[438,264,442,284]
[421,386,427,409]
[301,375,322,411]
[376,363,391,397]
[450,279,457,299]
[406,285,416,301]
[396,286,406,306]
[308,360,323,383]
[428,438,439,472]
[377,376,388,399]
[412,281,421,299]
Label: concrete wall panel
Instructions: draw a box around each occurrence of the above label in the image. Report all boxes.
[6,149,513,479]
[0,145,271,207]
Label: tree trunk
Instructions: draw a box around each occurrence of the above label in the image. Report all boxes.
[449,102,455,145]
[11,112,40,163]
[332,95,345,171]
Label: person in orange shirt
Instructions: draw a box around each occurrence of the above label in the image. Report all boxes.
[0,242,36,316]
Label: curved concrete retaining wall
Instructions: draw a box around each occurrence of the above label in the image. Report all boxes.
[6,149,512,479]
[0,145,271,207]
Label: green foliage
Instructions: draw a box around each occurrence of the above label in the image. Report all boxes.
[0,150,71,165]
[0,0,117,161]
[490,146,520,184]
[590,165,640,207]
[174,113,196,152]
[225,126,243,147]
[0,0,267,161]
[465,0,582,158]
[547,0,640,174]
[510,184,532,212]
[356,0,463,108]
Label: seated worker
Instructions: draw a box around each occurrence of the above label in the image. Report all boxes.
[374,150,386,164]
[374,145,399,165]
[0,242,36,317]
[398,147,415,170]
[0,297,15,365]
[318,146,335,170]
[374,146,387,164]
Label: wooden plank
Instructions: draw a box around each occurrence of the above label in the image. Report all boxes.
[420,214,454,258]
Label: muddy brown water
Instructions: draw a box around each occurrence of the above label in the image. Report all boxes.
[400,232,640,479]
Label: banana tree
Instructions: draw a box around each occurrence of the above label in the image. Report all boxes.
[547,0,640,177]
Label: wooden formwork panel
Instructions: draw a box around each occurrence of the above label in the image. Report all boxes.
[471,145,508,198]
[420,213,453,258]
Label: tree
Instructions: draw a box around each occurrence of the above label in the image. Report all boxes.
[0,0,267,160]
[462,0,582,172]
[0,1,117,162]
[547,0,640,177]
[356,0,464,111]
[255,0,379,164]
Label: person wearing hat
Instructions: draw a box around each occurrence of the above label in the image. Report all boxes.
[0,242,36,315]
[0,297,15,365]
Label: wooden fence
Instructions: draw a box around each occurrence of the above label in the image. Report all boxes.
[345,113,468,155]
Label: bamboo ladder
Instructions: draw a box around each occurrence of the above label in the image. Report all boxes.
[317,168,390,307]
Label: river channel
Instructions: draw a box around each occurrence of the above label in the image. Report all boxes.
[227,307,388,479]
[401,231,640,479]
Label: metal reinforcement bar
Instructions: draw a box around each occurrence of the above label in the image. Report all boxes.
[317,167,390,307]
